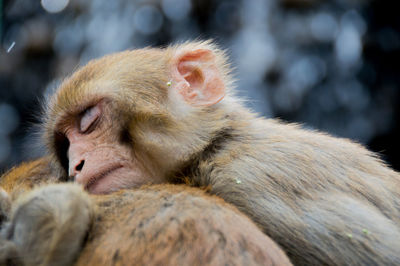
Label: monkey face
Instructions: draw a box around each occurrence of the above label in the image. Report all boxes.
[52,99,164,194]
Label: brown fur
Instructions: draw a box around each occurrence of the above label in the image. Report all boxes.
[0,159,291,266]
[79,184,291,266]
[0,157,57,197]
[38,41,400,265]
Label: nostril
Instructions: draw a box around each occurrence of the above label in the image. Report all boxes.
[75,160,85,172]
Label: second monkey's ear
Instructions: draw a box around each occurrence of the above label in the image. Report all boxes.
[170,48,225,107]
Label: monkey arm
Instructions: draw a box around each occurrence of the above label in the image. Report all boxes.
[0,161,95,266]
[0,188,22,265]
[0,188,11,225]
[0,238,23,266]
[0,184,93,266]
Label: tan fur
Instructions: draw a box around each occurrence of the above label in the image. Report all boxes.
[38,41,400,265]
[0,159,292,266]
[1,183,93,266]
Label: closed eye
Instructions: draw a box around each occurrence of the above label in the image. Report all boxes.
[79,104,102,133]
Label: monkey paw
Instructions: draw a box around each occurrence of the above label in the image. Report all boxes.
[1,184,93,266]
[0,238,24,266]
[0,188,11,227]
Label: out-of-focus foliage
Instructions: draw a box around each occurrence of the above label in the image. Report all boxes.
[0,0,399,171]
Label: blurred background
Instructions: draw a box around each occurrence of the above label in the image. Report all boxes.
[0,0,399,173]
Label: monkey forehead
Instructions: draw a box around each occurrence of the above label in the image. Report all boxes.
[57,50,169,105]
[45,49,174,122]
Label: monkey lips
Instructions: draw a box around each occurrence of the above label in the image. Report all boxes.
[83,164,124,194]
[76,163,153,194]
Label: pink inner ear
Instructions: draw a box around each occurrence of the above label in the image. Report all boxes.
[179,49,214,62]
[173,49,225,106]
[178,62,204,89]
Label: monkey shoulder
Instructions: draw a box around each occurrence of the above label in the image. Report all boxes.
[79,184,292,266]
[0,157,59,194]
[237,118,396,172]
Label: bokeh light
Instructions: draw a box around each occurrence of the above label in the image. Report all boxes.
[0,103,19,136]
[134,5,163,35]
[41,0,69,13]
[161,0,191,21]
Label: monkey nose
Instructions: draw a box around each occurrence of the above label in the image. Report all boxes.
[68,160,85,180]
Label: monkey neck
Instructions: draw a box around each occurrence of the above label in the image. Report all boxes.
[171,127,234,186]
[171,102,256,186]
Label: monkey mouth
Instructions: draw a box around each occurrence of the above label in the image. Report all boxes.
[84,165,123,193]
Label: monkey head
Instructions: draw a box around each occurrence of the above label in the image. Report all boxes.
[44,41,234,194]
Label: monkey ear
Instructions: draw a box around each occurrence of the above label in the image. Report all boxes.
[171,49,225,107]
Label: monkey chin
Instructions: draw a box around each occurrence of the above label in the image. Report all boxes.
[83,166,142,194]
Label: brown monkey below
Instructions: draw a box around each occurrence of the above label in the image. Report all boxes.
[0,158,291,266]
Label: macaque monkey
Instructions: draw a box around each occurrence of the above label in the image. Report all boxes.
[0,159,291,266]
[38,40,400,264]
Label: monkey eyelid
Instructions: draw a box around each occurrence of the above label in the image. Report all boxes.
[79,104,102,134]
